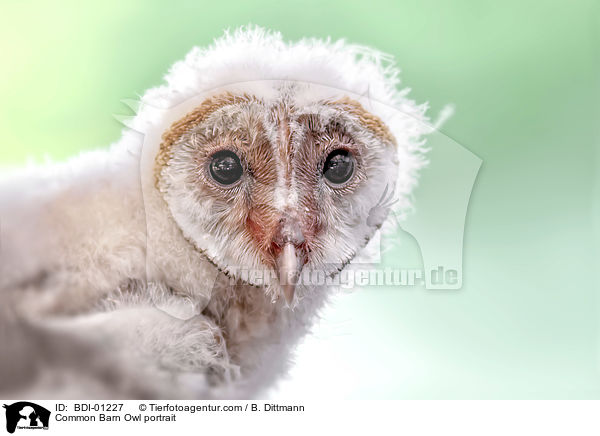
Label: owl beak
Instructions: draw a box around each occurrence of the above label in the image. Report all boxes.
[276,242,306,305]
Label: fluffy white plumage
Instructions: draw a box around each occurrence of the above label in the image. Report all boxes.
[0,26,433,398]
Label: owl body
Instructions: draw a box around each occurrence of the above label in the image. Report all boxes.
[0,27,432,398]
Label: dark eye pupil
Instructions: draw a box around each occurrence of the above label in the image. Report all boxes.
[323,149,355,185]
[209,150,243,185]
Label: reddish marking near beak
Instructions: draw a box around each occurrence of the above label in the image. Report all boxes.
[246,210,310,304]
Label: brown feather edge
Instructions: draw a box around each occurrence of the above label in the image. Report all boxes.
[154,93,396,188]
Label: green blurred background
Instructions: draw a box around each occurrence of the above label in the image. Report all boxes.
[1,0,598,398]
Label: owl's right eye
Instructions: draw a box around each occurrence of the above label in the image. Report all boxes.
[208,150,243,186]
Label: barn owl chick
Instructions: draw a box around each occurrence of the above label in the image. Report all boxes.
[0,27,432,398]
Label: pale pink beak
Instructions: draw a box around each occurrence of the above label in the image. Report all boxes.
[273,214,307,305]
[276,242,305,304]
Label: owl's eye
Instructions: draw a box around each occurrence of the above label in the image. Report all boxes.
[323,149,355,186]
[209,150,243,186]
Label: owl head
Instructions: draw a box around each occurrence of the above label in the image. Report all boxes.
[138,27,431,305]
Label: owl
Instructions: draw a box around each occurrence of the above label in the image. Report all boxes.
[0,27,433,398]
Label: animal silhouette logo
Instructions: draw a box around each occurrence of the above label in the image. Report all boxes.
[3,402,50,433]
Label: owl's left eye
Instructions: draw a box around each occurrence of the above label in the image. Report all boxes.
[323,149,355,186]
[209,150,243,186]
